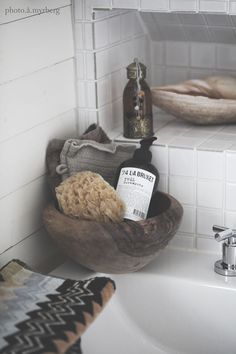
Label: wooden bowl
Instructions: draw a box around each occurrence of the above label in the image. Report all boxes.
[43,191,183,274]
[151,89,236,125]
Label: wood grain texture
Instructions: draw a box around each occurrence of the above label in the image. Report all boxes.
[43,191,183,274]
[152,90,236,125]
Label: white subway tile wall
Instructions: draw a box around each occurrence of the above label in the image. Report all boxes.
[0,227,64,273]
[224,211,236,228]
[74,4,151,133]
[112,0,139,9]
[0,1,76,259]
[217,44,236,69]
[74,2,236,255]
[158,175,168,193]
[147,144,236,253]
[150,146,168,174]
[179,206,196,234]
[75,4,236,131]
[141,12,236,42]
[169,176,196,205]
[0,178,49,251]
[89,0,236,15]
[115,113,236,252]
[190,43,216,68]
[92,0,112,9]
[0,6,74,84]
[0,110,76,200]
[169,148,195,177]
[0,61,75,142]
[226,153,236,182]
[226,183,236,210]
[197,208,223,236]
[165,42,189,67]
[197,151,224,180]
[231,2,236,13]
[85,0,236,25]
[198,180,223,208]
[149,40,236,87]
[169,233,195,249]
[140,0,169,11]
[200,1,228,13]
[3,0,236,260]
[170,0,197,12]
[196,236,221,253]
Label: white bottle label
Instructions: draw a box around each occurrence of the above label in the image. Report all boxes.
[116,167,156,221]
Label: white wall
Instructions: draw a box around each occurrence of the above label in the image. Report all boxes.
[0,0,76,269]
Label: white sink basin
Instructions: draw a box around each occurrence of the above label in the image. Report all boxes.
[51,248,236,354]
[113,274,236,354]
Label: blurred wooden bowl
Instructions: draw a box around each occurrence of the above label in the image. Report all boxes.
[152,89,236,125]
[43,191,183,274]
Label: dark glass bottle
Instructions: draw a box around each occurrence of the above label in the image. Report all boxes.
[123,58,153,139]
[114,137,159,221]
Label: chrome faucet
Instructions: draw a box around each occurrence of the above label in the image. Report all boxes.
[213,225,236,276]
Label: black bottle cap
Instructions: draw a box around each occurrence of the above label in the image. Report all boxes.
[133,137,157,163]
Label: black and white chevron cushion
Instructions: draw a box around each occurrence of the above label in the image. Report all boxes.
[0,260,115,354]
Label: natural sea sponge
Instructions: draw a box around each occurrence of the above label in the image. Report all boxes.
[55,171,125,223]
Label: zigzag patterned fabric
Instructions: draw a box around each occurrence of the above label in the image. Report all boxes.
[0,260,116,354]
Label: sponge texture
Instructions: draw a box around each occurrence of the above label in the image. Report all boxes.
[56,171,125,223]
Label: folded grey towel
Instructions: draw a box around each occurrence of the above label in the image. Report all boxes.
[56,139,136,186]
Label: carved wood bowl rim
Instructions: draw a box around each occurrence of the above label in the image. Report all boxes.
[43,191,183,273]
[151,89,236,125]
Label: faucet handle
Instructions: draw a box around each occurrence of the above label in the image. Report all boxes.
[212,225,235,242]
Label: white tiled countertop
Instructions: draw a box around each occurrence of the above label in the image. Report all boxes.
[114,114,236,152]
[111,115,236,254]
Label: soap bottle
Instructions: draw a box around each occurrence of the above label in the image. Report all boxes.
[123,58,153,139]
[114,137,159,221]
